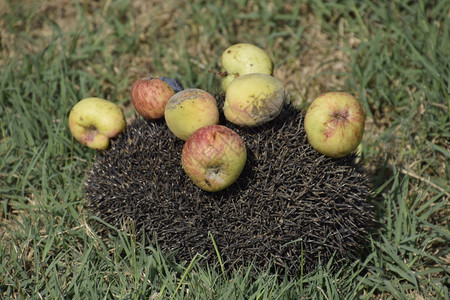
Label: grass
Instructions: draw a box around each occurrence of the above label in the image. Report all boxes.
[1,0,449,298]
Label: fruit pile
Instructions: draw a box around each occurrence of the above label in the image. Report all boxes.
[69,43,366,192]
[74,43,374,275]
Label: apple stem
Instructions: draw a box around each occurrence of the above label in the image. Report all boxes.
[145,63,154,79]
[208,69,228,78]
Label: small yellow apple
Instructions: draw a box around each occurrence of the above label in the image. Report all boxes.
[164,88,220,141]
[223,73,285,127]
[68,97,126,150]
[221,43,273,91]
[304,92,366,158]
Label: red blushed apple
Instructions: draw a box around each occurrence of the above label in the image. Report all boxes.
[181,125,247,192]
[130,77,175,119]
[304,92,366,158]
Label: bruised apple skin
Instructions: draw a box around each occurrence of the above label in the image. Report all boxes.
[304,92,366,158]
[223,73,285,127]
[68,97,126,150]
[181,125,247,192]
[130,77,175,119]
[221,43,273,91]
[164,88,220,141]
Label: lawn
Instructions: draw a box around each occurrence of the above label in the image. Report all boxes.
[1,0,449,299]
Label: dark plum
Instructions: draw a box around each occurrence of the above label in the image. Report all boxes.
[158,77,184,93]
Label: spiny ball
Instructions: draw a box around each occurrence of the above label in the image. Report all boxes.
[84,94,375,275]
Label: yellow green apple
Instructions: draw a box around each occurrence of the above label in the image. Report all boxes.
[181,125,247,192]
[221,43,273,91]
[223,73,285,127]
[68,97,126,150]
[164,88,219,141]
[304,92,366,158]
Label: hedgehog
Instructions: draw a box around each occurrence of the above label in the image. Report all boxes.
[84,94,375,275]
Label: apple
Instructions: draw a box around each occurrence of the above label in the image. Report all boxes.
[164,88,220,141]
[158,76,184,93]
[130,76,175,119]
[181,125,247,192]
[223,73,285,127]
[221,43,273,91]
[68,97,126,150]
[303,92,366,158]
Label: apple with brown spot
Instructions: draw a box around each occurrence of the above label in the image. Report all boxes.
[164,88,220,141]
[181,125,247,192]
[220,43,273,91]
[304,92,366,158]
[223,73,285,127]
[68,97,126,150]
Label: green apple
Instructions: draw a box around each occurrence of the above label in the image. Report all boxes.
[304,92,366,158]
[164,88,220,141]
[223,73,285,127]
[181,125,247,192]
[68,97,126,150]
[221,43,273,91]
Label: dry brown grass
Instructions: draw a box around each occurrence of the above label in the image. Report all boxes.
[0,0,357,106]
